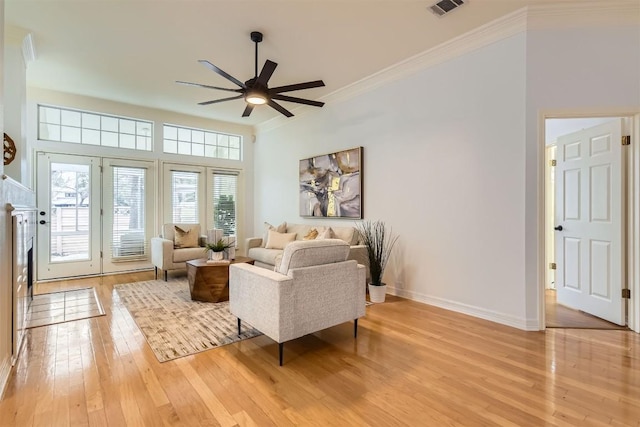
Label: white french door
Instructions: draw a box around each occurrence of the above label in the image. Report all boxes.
[36,152,102,280]
[102,159,155,273]
[162,163,240,239]
[554,119,625,325]
[37,153,156,280]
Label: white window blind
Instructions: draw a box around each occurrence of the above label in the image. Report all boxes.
[172,170,199,223]
[111,166,147,259]
[212,172,238,237]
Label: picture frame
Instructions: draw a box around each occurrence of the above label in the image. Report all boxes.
[299,147,362,218]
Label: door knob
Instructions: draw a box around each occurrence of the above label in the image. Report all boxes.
[554,225,563,231]
[39,220,48,225]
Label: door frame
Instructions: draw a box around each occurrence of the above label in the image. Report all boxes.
[538,109,640,333]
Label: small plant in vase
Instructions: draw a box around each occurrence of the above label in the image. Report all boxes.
[204,239,234,263]
[356,220,399,303]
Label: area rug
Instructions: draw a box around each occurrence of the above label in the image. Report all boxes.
[28,287,105,329]
[114,278,262,362]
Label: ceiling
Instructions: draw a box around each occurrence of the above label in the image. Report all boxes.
[7,0,560,126]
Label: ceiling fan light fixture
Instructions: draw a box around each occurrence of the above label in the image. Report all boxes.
[179,31,325,118]
[245,91,267,105]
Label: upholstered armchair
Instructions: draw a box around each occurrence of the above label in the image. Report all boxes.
[229,239,366,365]
[150,224,210,281]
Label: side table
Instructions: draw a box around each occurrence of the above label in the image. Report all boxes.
[186,256,255,303]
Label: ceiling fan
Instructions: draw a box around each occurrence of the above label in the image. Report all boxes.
[177,31,325,118]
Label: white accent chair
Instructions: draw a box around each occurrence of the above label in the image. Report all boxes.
[150,224,208,281]
[229,239,366,365]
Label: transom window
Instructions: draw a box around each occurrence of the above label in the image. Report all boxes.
[163,124,242,160]
[38,105,153,151]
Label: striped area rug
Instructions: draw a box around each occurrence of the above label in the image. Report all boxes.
[114,278,262,362]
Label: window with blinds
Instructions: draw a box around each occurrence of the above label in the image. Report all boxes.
[212,172,238,237]
[111,166,147,259]
[172,170,199,223]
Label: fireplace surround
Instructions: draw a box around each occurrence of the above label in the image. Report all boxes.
[9,204,36,363]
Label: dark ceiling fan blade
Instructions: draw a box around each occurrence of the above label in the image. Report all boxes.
[271,94,324,107]
[198,60,247,89]
[267,99,294,117]
[269,80,325,94]
[198,95,244,106]
[176,80,242,93]
[242,104,255,117]
[256,60,278,86]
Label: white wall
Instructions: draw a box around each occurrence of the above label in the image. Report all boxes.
[524,24,640,325]
[255,33,530,328]
[254,14,640,330]
[3,42,26,183]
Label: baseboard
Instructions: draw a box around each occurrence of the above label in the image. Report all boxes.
[0,355,12,400]
[387,286,540,331]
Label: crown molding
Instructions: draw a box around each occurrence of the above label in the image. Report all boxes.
[257,7,527,134]
[323,7,527,107]
[256,1,639,134]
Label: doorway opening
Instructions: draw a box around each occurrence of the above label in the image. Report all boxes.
[543,116,632,329]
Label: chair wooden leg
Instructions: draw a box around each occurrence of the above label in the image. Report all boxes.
[354,318,358,338]
[279,342,284,366]
[164,270,168,281]
[237,318,242,337]
[154,267,158,280]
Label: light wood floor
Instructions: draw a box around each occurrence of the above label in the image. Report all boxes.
[545,289,629,329]
[1,271,639,426]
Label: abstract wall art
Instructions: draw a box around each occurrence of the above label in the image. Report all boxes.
[299,147,362,218]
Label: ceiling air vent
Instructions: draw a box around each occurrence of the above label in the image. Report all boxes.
[429,0,466,17]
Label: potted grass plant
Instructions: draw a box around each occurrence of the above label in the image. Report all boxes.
[356,220,399,303]
[204,238,234,262]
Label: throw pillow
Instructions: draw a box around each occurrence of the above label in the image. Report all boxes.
[174,226,199,248]
[262,221,287,247]
[316,227,335,240]
[303,228,319,240]
[265,230,296,249]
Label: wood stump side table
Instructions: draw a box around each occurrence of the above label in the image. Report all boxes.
[186,256,255,303]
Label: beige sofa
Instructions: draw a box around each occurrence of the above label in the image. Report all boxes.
[230,239,366,365]
[245,222,368,279]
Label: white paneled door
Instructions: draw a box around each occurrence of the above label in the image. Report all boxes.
[555,120,625,325]
[37,153,102,280]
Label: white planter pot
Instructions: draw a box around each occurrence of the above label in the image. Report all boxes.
[209,251,224,261]
[368,283,387,303]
